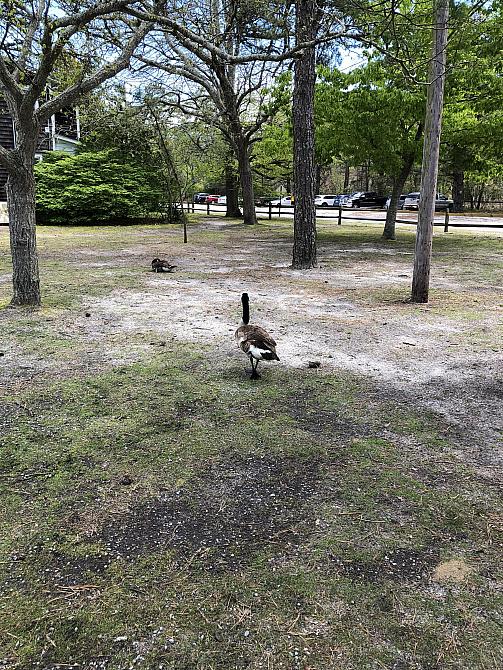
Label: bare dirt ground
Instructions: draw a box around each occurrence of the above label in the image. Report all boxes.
[84,225,503,469]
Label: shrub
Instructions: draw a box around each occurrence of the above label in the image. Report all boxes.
[35,150,169,225]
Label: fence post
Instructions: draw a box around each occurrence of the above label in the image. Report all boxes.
[206,201,210,215]
[338,205,342,226]
[444,208,449,232]
[278,201,281,218]
[268,201,272,220]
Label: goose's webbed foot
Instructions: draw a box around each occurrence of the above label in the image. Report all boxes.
[249,356,261,380]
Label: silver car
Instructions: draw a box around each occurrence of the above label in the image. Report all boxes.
[385,194,407,210]
[403,192,453,211]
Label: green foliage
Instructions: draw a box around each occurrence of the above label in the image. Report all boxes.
[442,1,503,181]
[80,95,161,166]
[251,73,294,191]
[315,62,425,179]
[166,120,229,194]
[252,114,293,187]
[35,151,168,225]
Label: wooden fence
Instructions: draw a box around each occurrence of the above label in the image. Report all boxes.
[187,202,503,232]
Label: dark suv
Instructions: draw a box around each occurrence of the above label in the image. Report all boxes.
[345,191,388,208]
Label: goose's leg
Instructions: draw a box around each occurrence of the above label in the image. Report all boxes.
[250,357,261,380]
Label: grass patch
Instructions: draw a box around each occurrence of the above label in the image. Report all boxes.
[1,346,502,669]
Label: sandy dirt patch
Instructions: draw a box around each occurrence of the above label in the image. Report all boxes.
[432,559,473,583]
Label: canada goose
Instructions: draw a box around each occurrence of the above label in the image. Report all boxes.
[151,258,177,273]
[235,292,280,380]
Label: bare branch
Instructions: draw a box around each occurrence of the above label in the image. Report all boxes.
[13,0,45,83]
[36,21,152,122]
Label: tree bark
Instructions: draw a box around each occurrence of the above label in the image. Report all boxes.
[452,169,464,212]
[236,139,257,225]
[292,0,317,269]
[343,162,350,192]
[411,0,449,303]
[363,163,370,191]
[7,163,40,306]
[224,156,242,218]
[476,184,485,209]
[383,174,407,241]
[315,163,322,194]
[383,124,422,240]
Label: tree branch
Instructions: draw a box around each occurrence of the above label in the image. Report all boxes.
[0,143,18,172]
[35,21,151,122]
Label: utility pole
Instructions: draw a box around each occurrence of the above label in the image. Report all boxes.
[411,0,449,303]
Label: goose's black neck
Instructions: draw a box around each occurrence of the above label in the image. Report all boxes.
[241,293,250,325]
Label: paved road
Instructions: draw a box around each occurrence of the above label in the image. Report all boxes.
[192,203,503,234]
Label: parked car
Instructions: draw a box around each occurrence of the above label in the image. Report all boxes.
[193,192,209,203]
[385,194,407,210]
[205,194,221,204]
[403,192,453,211]
[255,197,275,206]
[315,194,345,207]
[217,195,227,205]
[345,191,388,208]
[270,196,294,207]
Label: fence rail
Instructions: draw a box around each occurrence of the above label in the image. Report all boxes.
[187,202,503,231]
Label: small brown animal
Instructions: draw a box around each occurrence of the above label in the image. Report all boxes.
[151,258,177,273]
[235,292,279,380]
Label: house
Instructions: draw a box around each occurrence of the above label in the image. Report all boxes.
[0,98,80,202]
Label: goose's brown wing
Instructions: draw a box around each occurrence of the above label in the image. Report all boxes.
[235,324,278,356]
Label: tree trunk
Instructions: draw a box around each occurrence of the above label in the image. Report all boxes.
[7,165,41,306]
[383,125,422,240]
[343,162,350,192]
[236,140,257,225]
[315,163,322,194]
[452,169,464,212]
[383,177,405,241]
[476,184,485,209]
[292,0,317,269]
[364,163,370,191]
[411,0,449,304]
[225,158,242,218]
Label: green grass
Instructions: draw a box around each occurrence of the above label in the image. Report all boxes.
[1,349,502,669]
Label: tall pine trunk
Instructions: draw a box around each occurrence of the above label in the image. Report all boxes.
[292,0,317,269]
[411,0,449,303]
